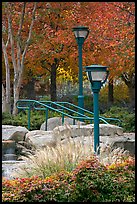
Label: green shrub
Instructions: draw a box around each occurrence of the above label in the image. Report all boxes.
[102,106,135,132]
[2,155,135,202]
[2,110,60,130]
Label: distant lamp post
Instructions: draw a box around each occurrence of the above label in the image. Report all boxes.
[85,64,109,154]
[72,26,89,115]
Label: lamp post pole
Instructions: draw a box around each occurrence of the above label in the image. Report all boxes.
[85,64,109,154]
[77,38,85,112]
[92,82,102,154]
[72,26,89,118]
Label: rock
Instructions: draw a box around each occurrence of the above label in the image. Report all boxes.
[17,141,35,150]
[16,143,36,158]
[2,125,28,142]
[86,124,123,136]
[40,117,85,131]
[53,124,134,156]
[123,132,135,140]
[25,130,57,149]
[100,135,128,145]
[53,123,123,142]
[53,124,93,141]
[100,132,135,156]
[60,133,135,156]
[111,139,135,156]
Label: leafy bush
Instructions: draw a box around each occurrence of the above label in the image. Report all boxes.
[70,156,135,202]
[2,110,60,130]
[2,155,135,202]
[102,106,135,132]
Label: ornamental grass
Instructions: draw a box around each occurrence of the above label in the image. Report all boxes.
[13,132,94,179]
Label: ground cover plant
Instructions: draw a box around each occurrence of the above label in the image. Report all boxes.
[102,106,135,132]
[2,154,135,202]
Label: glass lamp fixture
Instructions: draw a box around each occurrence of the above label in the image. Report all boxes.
[85,64,109,85]
[72,26,89,40]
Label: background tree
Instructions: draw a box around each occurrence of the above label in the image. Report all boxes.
[85,2,135,106]
[2,2,37,114]
[2,2,135,113]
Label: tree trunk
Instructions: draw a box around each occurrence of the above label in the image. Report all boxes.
[2,84,7,113]
[108,79,114,107]
[50,63,57,102]
[12,73,21,115]
[127,86,135,110]
[2,38,11,113]
[12,87,20,115]
[121,72,135,110]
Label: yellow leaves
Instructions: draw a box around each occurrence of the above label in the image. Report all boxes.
[57,66,73,82]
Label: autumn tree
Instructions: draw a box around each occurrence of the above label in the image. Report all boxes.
[25,2,81,102]
[82,2,135,106]
[2,2,37,115]
[2,2,135,113]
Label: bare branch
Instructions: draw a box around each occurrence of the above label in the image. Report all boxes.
[2,37,10,70]
[7,2,17,72]
[17,2,26,37]
[2,37,11,105]
[2,4,10,48]
[21,2,37,68]
[17,2,26,69]
[6,34,10,48]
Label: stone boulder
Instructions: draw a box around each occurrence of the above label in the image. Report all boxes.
[25,130,57,149]
[2,125,28,142]
[86,124,123,136]
[40,117,85,131]
[53,123,123,142]
[16,141,36,158]
[53,124,93,142]
[111,138,135,156]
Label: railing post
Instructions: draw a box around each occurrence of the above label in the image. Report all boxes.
[61,107,64,125]
[62,114,64,125]
[45,108,48,131]
[28,107,31,130]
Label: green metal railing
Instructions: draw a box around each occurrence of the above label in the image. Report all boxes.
[16,99,121,130]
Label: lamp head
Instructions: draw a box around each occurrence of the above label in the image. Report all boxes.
[72,26,89,40]
[85,64,109,86]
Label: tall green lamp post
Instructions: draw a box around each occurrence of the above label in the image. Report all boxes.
[72,26,89,115]
[85,64,109,154]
